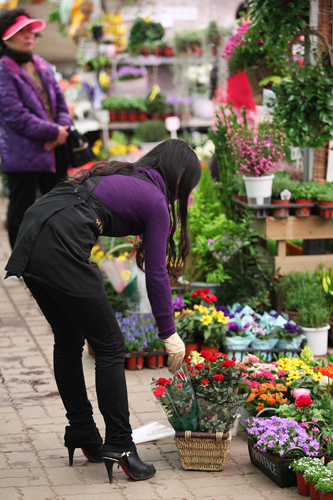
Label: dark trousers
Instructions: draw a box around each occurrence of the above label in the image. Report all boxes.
[24,277,135,452]
[6,145,68,249]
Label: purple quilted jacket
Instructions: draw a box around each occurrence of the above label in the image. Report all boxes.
[0,54,72,173]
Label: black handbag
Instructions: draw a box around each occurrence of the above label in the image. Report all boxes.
[67,127,96,169]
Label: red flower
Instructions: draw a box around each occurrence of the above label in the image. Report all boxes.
[208,355,217,362]
[176,372,186,379]
[205,294,217,303]
[213,374,224,381]
[232,357,236,362]
[195,363,204,370]
[200,350,211,358]
[295,395,313,408]
[156,378,171,386]
[222,360,235,367]
[188,366,194,372]
[208,414,215,419]
[214,352,225,357]
[153,386,167,397]
[202,379,209,385]
[177,382,183,388]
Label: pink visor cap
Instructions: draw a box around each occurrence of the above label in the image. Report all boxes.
[2,15,47,41]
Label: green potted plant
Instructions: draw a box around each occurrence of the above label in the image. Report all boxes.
[128,17,164,55]
[145,89,168,119]
[205,20,222,55]
[284,281,327,325]
[291,182,316,217]
[313,472,333,500]
[304,462,332,500]
[271,172,295,218]
[298,304,331,356]
[316,183,333,220]
[290,457,325,497]
[132,120,168,152]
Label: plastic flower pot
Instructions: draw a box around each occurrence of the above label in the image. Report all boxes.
[199,345,220,354]
[127,110,138,121]
[185,343,200,357]
[163,46,174,56]
[272,199,290,218]
[109,109,118,121]
[295,198,313,217]
[155,46,164,56]
[138,112,148,121]
[318,200,333,219]
[310,482,320,500]
[146,350,165,368]
[301,324,330,356]
[320,493,333,500]
[125,352,145,370]
[118,109,128,121]
[297,471,310,496]
[243,174,274,206]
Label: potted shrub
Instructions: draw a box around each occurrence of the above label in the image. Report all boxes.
[128,17,164,55]
[133,120,168,153]
[298,304,331,356]
[283,281,325,324]
[271,172,294,218]
[231,122,286,206]
[246,416,320,487]
[316,183,333,220]
[145,88,168,119]
[290,457,325,497]
[291,182,316,217]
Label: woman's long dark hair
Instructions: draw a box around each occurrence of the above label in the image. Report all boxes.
[72,139,201,279]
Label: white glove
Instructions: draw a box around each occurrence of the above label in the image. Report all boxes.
[163,333,185,373]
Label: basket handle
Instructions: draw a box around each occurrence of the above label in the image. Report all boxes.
[286,25,333,66]
[281,446,306,461]
[177,431,230,440]
[256,407,276,418]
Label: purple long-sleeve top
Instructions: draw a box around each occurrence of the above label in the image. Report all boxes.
[92,169,176,340]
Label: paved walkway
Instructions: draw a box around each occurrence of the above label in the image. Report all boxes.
[0,195,299,500]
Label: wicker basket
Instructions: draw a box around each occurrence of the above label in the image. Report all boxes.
[245,62,274,105]
[174,431,231,471]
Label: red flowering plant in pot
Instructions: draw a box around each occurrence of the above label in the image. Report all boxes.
[185,351,246,433]
[151,366,199,432]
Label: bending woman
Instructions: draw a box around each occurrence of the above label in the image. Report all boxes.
[5,139,201,483]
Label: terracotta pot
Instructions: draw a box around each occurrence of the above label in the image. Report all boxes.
[163,46,174,56]
[118,110,128,121]
[185,343,199,357]
[318,200,333,220]
[310,482,320,500]
[295,198,312,217]
[285,309,300,324]
[109,109,118,121]
[320,493,333,500]
[155,47,164,56]
[297,472,310,496]
[199,345,220,354]
[126,352,145,370]
[272,199,290,218]
[150,114,163,120]
[138,112,148,121]
[146,350,165,368]
[142,47,150,56]
[127,110,138,121]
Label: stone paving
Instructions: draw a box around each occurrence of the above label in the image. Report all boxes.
[0,195,300,500]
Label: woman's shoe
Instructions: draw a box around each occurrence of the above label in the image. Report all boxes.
[64,426,104,466]
[102,449,156,483]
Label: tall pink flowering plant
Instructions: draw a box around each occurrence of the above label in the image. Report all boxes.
[221,23,250,62]
[232,124,286,177]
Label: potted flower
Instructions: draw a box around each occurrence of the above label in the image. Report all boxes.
[221,322,253,360]
[151,368,199,431]
[304,462,332,500]
[249,323,279,355]
[116,312,149,370]
[273,321,306,351]
[298,305,331,356]
[246,416,320,487]
[316,184,333,220]
[113,65,148,97]
[186,64,214,119]
[271,172,294,218]
[144,316,166,368]
[186,351,246,433]
[245,382,288,417]
[290,457,325,497]
[232,123,286,206]
[291,182,316,217]
[313,471,333,500]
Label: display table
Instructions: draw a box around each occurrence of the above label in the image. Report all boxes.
[252,216,333,273]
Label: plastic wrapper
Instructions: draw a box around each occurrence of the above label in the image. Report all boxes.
[151,365,199,432]
[101,256,137,292]
[197,398,240,433]
[132,421,175,444]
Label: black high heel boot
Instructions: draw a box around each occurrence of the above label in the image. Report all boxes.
[102,449,156,483]
[64,426,104,466]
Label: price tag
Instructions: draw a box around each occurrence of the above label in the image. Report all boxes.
[291,147,302,161]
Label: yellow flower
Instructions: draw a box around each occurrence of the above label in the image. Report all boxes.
[91,245,100,255]
[200,315,212,326]
[96,251,104,260]
[127,144,138,152]
[92,145,101,155]
[99,71,110,89]
[174,311,180,318]
[149,84,160,102]
[117,255,127,262]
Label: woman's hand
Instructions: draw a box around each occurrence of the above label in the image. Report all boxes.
[44,140,57,151]
[56,125,69,145]
[163,333,185,373]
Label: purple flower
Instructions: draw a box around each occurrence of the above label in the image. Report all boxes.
[283,322,302,336]
[216,306,234,318]
[227,323,244,336]
[207,238,214,244]
[172,296,186,311]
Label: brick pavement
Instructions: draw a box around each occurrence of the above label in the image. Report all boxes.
[0,195,299,500]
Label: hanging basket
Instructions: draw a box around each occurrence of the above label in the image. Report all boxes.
[175,430,231,471]
[245,62,275,105]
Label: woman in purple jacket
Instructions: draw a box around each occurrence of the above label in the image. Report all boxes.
[5,139,201,483]
[0,8,72,248]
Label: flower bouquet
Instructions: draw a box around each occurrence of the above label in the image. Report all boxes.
[151,368,199,432]
[186,351,246,433]
[273,321,306,351]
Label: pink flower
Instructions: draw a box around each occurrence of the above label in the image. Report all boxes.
[313,427,319,433]
[312,418,318,423]
[293,388,311,399]
[300,422,309,428]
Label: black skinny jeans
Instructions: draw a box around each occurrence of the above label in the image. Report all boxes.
[24,277,136,452]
